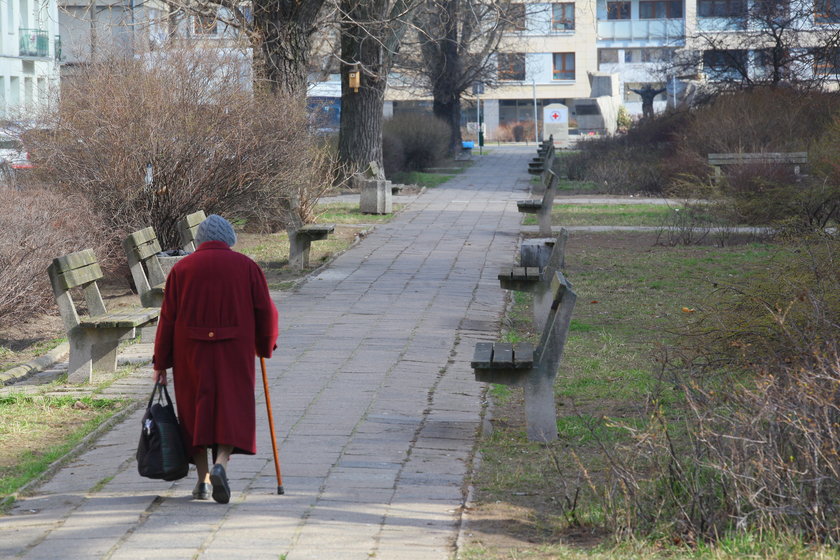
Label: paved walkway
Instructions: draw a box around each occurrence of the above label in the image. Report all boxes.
[1,146,534,559]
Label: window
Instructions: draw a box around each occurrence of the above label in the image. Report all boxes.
[498,53,526,81]
[813,47,840,73]
[703,49,748,79]
[552,3,575,30]
[816,0,840,22]
[639,0,683,18]
[607,1,631,19]
[553,52,575,80]
[507,3,527,30]
[698,0,746,16]
[193,14,218,35]
[598,49,620,64]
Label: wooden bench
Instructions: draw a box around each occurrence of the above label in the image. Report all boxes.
[47,249,160,383]
[178,210,207,252]
[499,229,568,329]
[288,223,336,270]
[528,138,556,179]
[122,227,166,308]
[472,271,577,441]
[708,152,808,182]
[517,170,559,236]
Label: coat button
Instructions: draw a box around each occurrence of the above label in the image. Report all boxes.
[208,331,215,338]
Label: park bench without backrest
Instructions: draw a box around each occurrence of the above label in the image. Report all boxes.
[122,227,166,308]
[708,152,808,182]
[47,249,160,383]
[288,224,336,270]
[472,271,577,441]
[517,170,559,236]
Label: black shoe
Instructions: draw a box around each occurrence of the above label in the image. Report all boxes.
[210,464,231,504]
[192,482,211,500]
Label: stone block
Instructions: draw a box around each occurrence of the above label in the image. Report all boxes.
[359,179,393,214]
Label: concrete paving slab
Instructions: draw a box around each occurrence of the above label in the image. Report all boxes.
[1,145,535,558]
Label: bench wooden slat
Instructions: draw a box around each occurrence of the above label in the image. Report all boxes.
[513,343,534,367]
[182,210,207,228]
[53,249,98,272]
[54,261,104,291]
[517,200,541,213]
[708,152,808,164]
[79,307,160,329]
[471,342,494,369]
[492,343,514,368]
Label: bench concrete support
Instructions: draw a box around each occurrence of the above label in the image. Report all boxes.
[473,272,577,442]
[288,224,336,270]
[518,171,558,237]
[67,326,136,383]
[520,231,567,270]
[358,178,393,214]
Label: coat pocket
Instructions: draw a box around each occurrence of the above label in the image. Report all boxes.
[186,326,239,342]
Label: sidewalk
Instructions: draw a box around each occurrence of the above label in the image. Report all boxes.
[1,146,534,560]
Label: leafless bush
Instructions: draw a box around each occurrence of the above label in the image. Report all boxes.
[27,46,319,253]
[382,113,450,173]
[591,235,840,543]
[0,186,106,326]
[495,120,536,143]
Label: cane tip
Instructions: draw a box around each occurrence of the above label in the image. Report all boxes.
[277,485,285,495]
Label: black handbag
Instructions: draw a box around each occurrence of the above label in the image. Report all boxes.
[136,382,189,481]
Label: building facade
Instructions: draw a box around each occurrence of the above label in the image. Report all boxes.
[0,0,60,121]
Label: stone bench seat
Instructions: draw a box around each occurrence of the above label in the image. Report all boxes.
[289,223,336,270]
[298,224,335,240]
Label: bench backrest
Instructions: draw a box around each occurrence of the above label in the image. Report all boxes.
[47,249,108,330]
[542,170,559,206]
[178,210,207,252]
[708,152,808,165]
[123,227,166,296]
[534,271,577,377]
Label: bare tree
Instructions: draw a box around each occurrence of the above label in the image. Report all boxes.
[670,0,840,93]
[403,0,518,154]
[336,0,419,175]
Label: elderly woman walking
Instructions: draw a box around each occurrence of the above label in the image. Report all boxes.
[153,214,279,504]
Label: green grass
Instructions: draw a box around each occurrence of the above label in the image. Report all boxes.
[0,394,129,500]
[390,170,454,188]
[315,202,404,224]
[470,231,794,556]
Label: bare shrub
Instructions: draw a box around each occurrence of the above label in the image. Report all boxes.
[27,46,318,254]
[383,113,450,172]
[0,186,106,327]
[593,235,840,543]
[495,120,537,142]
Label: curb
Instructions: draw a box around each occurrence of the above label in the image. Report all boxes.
[0,341,69,386]
[0,399,143,510]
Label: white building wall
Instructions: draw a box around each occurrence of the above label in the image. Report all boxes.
[0,0,60,121]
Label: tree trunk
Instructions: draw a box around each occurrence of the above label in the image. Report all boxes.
[251,0,325,98]
[337,1,389,177]
[433,95,463,155]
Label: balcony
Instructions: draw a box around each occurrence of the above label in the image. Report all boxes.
[598,19,685,40]
[20,29,50,57]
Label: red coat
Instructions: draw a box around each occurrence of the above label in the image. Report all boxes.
[153,241,279,458]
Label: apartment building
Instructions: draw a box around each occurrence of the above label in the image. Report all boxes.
[0,0,60,121]
[385,0,838,140]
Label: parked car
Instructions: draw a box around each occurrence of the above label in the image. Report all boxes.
[0,134,33,170]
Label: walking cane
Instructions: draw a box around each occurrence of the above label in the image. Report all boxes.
[260,357,284,495]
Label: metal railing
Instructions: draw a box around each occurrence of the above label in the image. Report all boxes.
[19,28,50,57]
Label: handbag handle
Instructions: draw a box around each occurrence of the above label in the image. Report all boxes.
[147,382,175,409]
